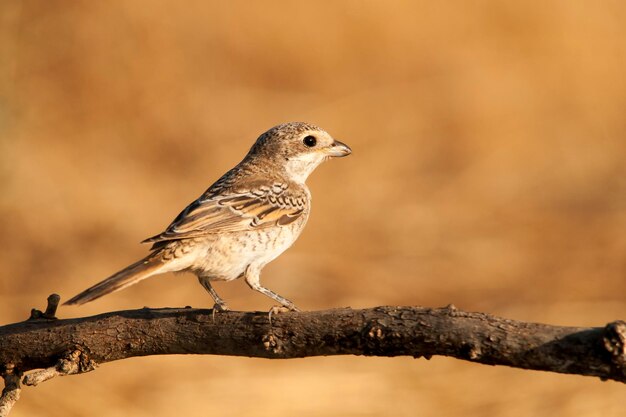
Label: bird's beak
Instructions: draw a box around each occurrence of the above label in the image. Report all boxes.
[326,140,352,157]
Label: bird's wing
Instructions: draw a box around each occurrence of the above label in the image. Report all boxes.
[142,182,307,243]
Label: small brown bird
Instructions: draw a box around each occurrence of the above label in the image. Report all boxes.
[65,122,351,311]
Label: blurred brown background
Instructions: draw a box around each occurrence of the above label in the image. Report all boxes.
[1,1,625,416]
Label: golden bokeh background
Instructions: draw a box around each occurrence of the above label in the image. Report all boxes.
[1,1,625,416]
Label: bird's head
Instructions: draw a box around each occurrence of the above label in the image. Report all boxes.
[247,122,352,183]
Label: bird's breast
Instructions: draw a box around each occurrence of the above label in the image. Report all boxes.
[185,214,309,281]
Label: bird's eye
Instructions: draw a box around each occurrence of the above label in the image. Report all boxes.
[303,135,317,147]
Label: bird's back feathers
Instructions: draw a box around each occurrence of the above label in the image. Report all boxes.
[142,176,308,245]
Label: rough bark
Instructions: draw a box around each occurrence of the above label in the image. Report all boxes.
[0,365,20,417]
[1,299,625,388]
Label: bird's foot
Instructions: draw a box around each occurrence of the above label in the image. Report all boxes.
[268,303,299,325]
[211,302,230,322]
[213,302,230,312]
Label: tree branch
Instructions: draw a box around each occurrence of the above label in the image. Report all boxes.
[0,365,21,417]
[1,298,625,403]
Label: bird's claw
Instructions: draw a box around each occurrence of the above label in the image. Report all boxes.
[268,304,299,325]
[211,302,230,322]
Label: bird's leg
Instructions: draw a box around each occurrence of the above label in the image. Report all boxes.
[244,269,300,322]
[198,276,229,312]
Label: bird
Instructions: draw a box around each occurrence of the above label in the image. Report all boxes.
[64,122,352,312]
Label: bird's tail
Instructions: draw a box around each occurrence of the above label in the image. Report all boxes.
[64,253,165,305]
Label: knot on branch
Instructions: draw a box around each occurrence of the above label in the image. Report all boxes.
[603,321,626,371]
[461,343,482,360]
[262,334,283,354]
[28,294,61,321]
